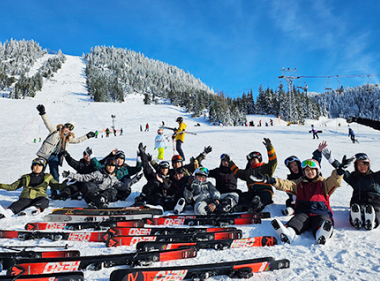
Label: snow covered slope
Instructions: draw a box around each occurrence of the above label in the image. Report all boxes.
[0,55,380,280]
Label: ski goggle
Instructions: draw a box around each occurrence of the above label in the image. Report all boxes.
[159,161,170,169]
[355,153,369,162]
[172,155,183,163]
[247,152,261,160]
[64,123,74,131]
[285,156,300,167]
[220,154,229,161]
[105,159,117,166]
[115,150,125,159]
[301,160,319,169]
[195,167,209,176]
[32,158,47,167]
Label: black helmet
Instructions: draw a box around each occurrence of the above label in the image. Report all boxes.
[114,150,125,160]
[31,157,47,170]
[159,161,170,169]
[176,117,183,123]
[104,158,117,166]
[171,155,183,164]
[246,151,262,162]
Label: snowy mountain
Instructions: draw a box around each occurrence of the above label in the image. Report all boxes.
[0,54,380,281]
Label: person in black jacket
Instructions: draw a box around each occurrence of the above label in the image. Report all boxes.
[53,147,96,201]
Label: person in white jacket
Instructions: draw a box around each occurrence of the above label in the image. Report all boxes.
[154,128,167,160]
[36,104,95,185]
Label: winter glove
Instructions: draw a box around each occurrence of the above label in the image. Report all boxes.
[62,170,70,178]
[171,134,176,140]
[205,200,220,214]
[346,116,357,124]
[250,173,275,185]
[85,147,93,157]
[86,131,95,139]
[165,146,167,149]
[138,142,146,155]
[36,104,45,115]
[146,153,152,162]
[185,183,193,192]
[262,138,272,149]
[203,146,212,154]
[339,155,355,169]
[322,148,335,164]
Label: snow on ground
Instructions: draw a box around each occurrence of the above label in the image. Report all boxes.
[1,55,380,280]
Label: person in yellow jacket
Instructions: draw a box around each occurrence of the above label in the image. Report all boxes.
[172,117,187,160]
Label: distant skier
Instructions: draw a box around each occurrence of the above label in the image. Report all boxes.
[105,128,110,137]
[120,128,123,136]
[113,129,117,136]
[311,125,319,139]
[154,128,167,161]
[172,117,187,160]
[270,119,273,126]
[95,131,99,138]
[145,123,149,132]
[348,126,358,143]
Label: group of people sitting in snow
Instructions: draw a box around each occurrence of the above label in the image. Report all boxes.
[0,104,380,246]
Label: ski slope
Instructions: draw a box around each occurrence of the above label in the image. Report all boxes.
[0,54,380,280]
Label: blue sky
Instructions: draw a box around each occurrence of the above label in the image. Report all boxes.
[1,0,380,98]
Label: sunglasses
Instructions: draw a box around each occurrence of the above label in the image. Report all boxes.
[285,156,300,167]
[301,160,319,169]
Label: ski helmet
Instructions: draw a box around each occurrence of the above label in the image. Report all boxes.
[31,157,47,169]
[159,161,170,169]
[301,159,320,173]
[246,151,262,162]
[114,150,125,160]
[176,117,183,123]
[64,121,75,131]
[104,158,117,166]
[284,156,301,168]
[354,153,370,170]
[194,167,209,177]
[157,128,163,134]
[172,155,183,164]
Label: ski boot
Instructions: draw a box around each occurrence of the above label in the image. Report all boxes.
[364,204,376,231]
[0,205,14,219]
[133,195,147,207]
[316,220,333,245]
[271,219,296,244]
[281,207,295,216]
[219,198,233,213]
[247,196,263,214]
[18,206,40,216]
[350,203,363,229]
[174,198,186,214]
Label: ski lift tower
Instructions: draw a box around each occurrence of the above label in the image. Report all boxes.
[278,68,299,123]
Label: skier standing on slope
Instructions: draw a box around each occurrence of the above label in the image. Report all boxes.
[282,141,327,216]
[154,128,167,161]
[228,138,277,214]
[0,158,67,218]
[323,150,380,231]
[172,117,187,160]
[252,158,349,245]
[311,124,319,139]
[36,104,95,186]
[348,126,358,143]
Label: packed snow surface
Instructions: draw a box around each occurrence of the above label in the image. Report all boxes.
[1,55,380,280]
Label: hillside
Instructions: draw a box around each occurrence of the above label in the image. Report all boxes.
[0,52,380,280]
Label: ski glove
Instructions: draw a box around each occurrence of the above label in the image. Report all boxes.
[86,131,95,139]
[36,104,45,115]
[205,200,220,214]
[204,146,212,154]
[85,147,93,157]
[262,138,272,149]
[250,173,276,185]
[346,116,357,123]
[138,142,146,155]
[322,148,335,164]
[339,155,355,169]
[62,170,70,178]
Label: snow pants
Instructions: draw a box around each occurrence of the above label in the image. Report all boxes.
[157,147,165,161]
[286,212,332,237]
[176,140,185,161]
[238,189,273,208]
[81,182,118,204]
[8,197,49,214]
[47,153,60,182]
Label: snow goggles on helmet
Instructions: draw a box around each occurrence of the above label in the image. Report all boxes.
[195,167,209,177]
[32,158,47,167]
[220,154,229,160]
[64,123,74,131]
[157,129,163,134]
[301,159,319,169]
[105,159,117,166]
[355,153,369,162]
[247,152,261,161]
[285,156,300,167]
[115,150,125,159]
[159,161,170,169]
[172,155,183,163]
